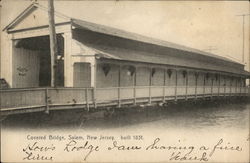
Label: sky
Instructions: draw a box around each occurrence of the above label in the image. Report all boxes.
[1,0,250,71]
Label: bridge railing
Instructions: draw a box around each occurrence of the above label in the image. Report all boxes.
[1,88,46,109]
[1,86,250,113]
[1,87,93,112]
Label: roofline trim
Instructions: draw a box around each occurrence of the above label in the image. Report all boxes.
[2,3,37,31]
[2,2,70,32]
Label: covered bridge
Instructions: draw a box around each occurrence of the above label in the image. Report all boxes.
[1,3,250,115]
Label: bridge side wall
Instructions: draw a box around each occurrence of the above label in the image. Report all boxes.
[95,59,246,90]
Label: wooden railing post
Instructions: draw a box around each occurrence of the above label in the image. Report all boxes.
[93,64,97,109]
[218,74,220,96]
[149,67,152,104]
[236,78,238,95]
[85,88,89,111]
[45,88,49,114]
[185,70,188,100]
[203,73,206,98]
[235,78,237,96]
[244,78,247,96]
[93,88,97,108]
[224,77,226,97]
[175,69,178,101]
[134,67,137,105]
[211,78,213,98]
[195,72,198,99]
[230,77,232,96]
[118,65,121,107]
[163,69,166,103]
[239,77,242,96]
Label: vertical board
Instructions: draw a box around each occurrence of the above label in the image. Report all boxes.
[73,62,91,87]
[136,67,150,86]
[120,65,135,87]
[151,68,164,86]
[96,63,119,88]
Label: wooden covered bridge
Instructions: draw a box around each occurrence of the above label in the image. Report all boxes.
[1,3,250,116]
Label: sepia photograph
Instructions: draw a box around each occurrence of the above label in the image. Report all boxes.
[0,0,249,162]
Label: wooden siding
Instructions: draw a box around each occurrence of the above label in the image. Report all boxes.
[152,68,164,86]
[94,60,245,92]
[136,67,150,86]
[73,63,91,87]
[96,63,119,88]
[120,65,135,87]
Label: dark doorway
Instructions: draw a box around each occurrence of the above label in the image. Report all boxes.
[39,49,51,86]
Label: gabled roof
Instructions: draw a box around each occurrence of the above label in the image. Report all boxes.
[3,3,246,69]
[2,3,70,31]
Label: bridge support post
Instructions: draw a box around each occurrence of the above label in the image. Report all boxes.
[118,65,121,108]
[195,72,198,100]
[203,73,206,99]
[185,70,188,101]
[239,77,242,97]
[149,67,152,104]
[211,78,213,99]
[230,77,232,97]
[218,74,220,97]
[163,69,166,102]
[93,64,97,109]
[85,88,89,111]
[237,78,239,96]
[133,67,137,105]
[224,76,226,97]
[175,69,178,101]
[45,88,49,114]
